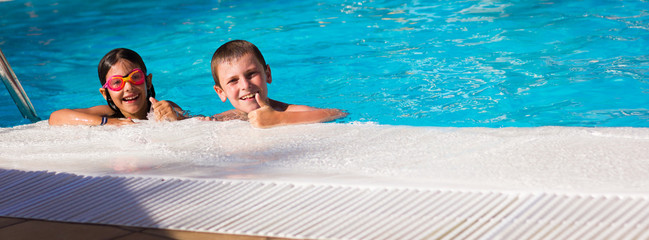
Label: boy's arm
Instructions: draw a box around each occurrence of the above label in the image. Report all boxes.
[193,109,248,121]
[247,94,347,128]
[48,105,134,126]
[204,109,248,121]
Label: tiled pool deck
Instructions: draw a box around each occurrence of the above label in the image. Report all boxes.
[0,217,292,240]
[4,168,649,239]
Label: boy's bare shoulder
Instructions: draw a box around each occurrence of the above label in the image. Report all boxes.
[268,99,317,112]
[285,104,318,112]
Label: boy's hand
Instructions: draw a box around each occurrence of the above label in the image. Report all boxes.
[150,97,186,121]
[248,93,281,128]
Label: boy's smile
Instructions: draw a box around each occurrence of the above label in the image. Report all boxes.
[214,53,272,113]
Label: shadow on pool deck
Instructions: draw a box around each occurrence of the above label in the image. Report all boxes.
[0,169,297,240]
[0,168,167,239]
[0,217,292,240]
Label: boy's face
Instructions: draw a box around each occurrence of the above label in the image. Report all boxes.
[213,53,272,113]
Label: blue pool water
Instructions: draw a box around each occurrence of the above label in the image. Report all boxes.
[1,0,648,128]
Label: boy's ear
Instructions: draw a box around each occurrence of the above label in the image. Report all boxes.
[265,64,272,84]
[213,85,228,102]
[99,88,108,100]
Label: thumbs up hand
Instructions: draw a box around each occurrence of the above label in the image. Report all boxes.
[150,97,186,121]
[247,93,280,128]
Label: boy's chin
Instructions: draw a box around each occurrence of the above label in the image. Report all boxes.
[235,103,261,113]
[241,107,259,114]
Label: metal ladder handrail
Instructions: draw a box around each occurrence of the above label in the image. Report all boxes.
[0,48,40,122]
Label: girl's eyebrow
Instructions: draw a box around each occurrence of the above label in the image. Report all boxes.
[111,69,136,78]
[109,73,128,78]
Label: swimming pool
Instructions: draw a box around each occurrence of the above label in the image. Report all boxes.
[1,0,648,128]
[3,1,649,238]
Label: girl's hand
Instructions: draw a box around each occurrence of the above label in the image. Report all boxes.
[150,97,186,121]
[106,117,135,125]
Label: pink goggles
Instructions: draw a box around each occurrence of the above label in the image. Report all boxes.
[103,68,146,91]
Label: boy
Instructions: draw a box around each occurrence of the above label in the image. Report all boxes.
[209,40,347,128]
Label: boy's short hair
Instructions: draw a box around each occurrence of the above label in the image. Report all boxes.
[211,40,267,87]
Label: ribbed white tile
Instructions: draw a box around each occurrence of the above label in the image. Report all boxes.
[1,169,648,239]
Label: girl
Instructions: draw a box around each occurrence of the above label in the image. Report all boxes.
[49,48,186,125]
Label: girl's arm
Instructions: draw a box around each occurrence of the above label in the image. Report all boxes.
[48,105,134,126]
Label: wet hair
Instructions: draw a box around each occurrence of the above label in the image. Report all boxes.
[98,48,155,118]
[210,40,267,88]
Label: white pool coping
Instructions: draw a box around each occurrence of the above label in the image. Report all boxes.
[2,120,649,238]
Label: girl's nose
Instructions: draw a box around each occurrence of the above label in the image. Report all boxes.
[123,81,134,91]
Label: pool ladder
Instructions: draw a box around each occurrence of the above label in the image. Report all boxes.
[0,48,40,122]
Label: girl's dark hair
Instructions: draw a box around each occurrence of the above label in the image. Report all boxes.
[98,48,155,118]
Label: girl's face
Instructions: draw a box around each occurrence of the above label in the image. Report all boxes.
[99,59,152,119]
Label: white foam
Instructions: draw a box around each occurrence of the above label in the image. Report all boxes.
[1,120,649,194]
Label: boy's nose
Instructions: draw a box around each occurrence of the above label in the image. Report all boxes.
[239,78,251,89]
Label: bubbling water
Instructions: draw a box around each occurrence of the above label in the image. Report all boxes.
[2,120,649,193]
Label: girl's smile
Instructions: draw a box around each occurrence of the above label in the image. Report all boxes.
[101,59,151,119]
